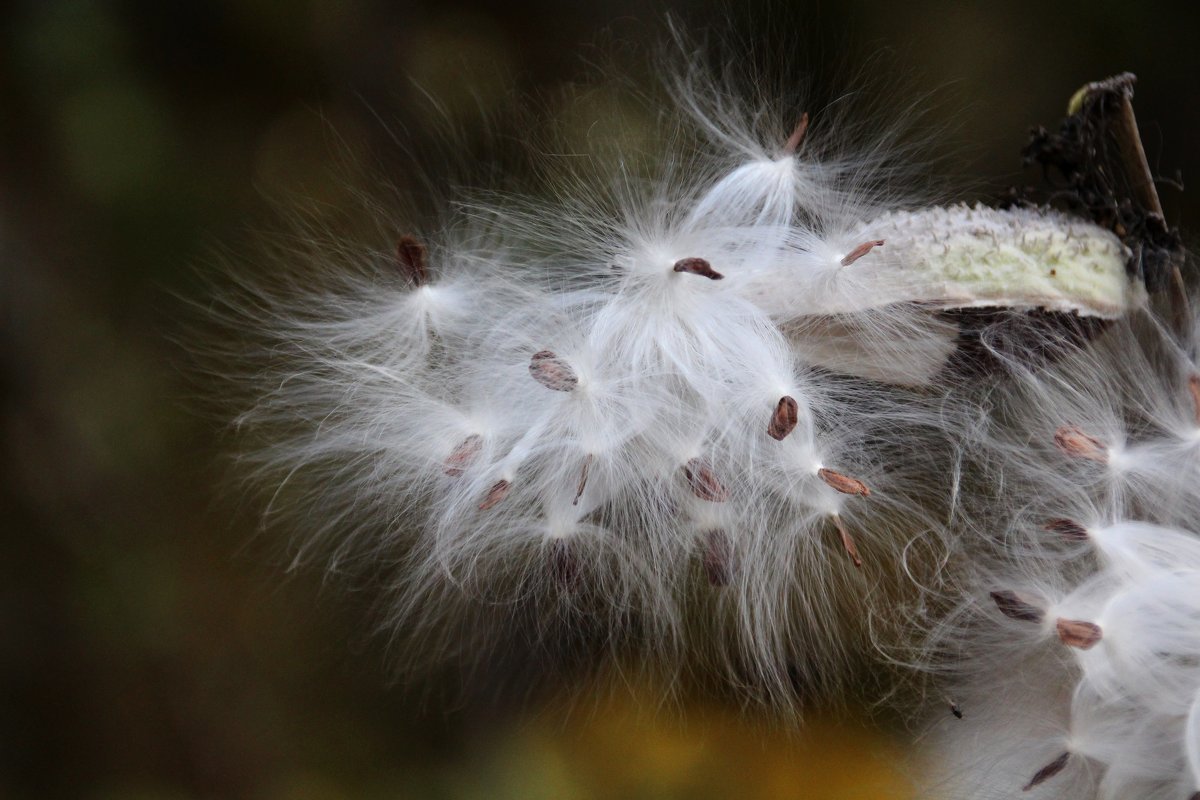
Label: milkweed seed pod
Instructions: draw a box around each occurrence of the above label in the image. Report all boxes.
[204,30,1194,794]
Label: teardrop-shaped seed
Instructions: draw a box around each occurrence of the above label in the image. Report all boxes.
[684,459,729,502]
[818,468,870,497]
[396,235,428,286]
[703,529,735,586]
[1044,518,1089,543]
[572,454,594,506]
[990,590,1045,624]
[1053,425,1108,463]
[832,515,863,568]
[1188,374,1200,427]
[549,538,579,589]
[529,350,578,391]
[444,434,483,477]
[840,239,884,266]
[1056,618,1102,649]
[1022,752,1070,792]
[767,396,799,440]
[672,257,723,280]
[478,479,511,510]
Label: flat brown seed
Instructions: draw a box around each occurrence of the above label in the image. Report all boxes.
[990,590,1045,624]
[840,239,884,266]
[1189,374,1200,427]
[702,529,735,587]
[817,467,871,497]
[672,257,724,280]
[478,479,511,510]
[684,459,729,502]
[549,538,579,589]
[1053,425,1108,463]
[767,396,800,440]
[832,515,863,568]
[444,434,483,477]
[529,350,578,391]
[396,235,428,286]
[782,112,810,154]
[1056,618,1103,649]
[949,702,963,719]
[572,454,594,506]
[1023,752,1070,792]
[1044,518,1090,543]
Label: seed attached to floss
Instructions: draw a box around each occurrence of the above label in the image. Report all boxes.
[949,701,963,719]
[817,467,871,497]
[1188,373,1200,427]
[840,239,884,267]
[832,514,863,568]
[672,257,724,280]
[767,395,800,440]
[572,454,594,506]
[549,538,579,589]
[529,350,578,391]
[478,479,512,510]
[396,235,429,287]
[990,590,1045,624]
[683,458,730,502]
[1023,752,1071,792]
[702,528,735,587]
[444,434,483,477]
[1044,518,1090,543]
[782,111,810,154]
[1053,425,1109,463]
[1056,618,1103,649]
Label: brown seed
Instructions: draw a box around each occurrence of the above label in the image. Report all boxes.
[990,590,1045,624]
[702,529,735,587]
[1056,618,1103,649]
[529,350,578,392]
[832,514,863,568]
[767,396,800,440]
[672,257,724,280]
[817,468,871,497]
[572,454,594,506]
[1044,518,1090,543]
[1053,425,1108,463]
[1189,374,1200,427]
[840,239,885,266]
[683,458,729,502]
[396,235,428,286]
[949,701,963,719]
[444,434,483,477]
[782,112,810,154]
[478,479,511,510]
[549,538,579,589]
[1022,751,1070,792]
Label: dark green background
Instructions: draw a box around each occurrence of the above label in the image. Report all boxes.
[2,1,1196,797]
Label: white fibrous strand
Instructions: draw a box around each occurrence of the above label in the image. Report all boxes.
[210,44,1198,800]
[919,308,1200,799]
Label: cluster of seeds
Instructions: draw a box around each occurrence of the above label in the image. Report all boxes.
[218,58,1195,799]
[924,314,1200,799]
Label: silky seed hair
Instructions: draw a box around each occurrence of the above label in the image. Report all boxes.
[915,297,1200,798]
[200,25,1198,797]
[200,36,993,710]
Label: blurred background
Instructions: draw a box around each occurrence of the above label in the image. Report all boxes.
[2,1,1197,798]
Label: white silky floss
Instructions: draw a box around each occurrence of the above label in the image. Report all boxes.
[218,62,1192,799]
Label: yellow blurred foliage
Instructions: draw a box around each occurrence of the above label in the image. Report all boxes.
[463,683,916,800]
